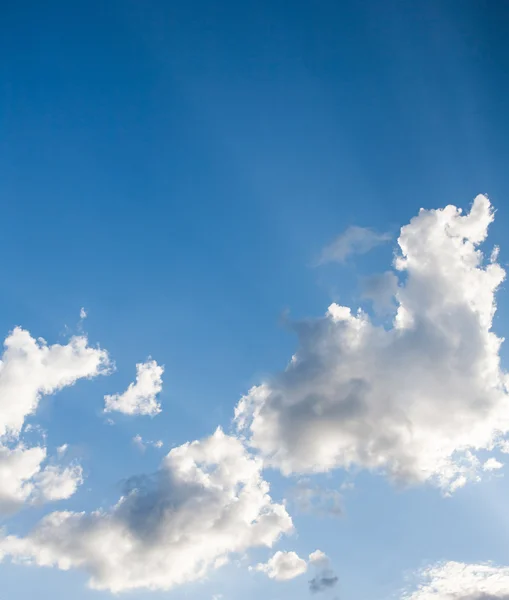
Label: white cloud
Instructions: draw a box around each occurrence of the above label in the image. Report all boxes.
[80,307,87,320]
[104,360,163,416]
[403,561,509,599]
[0,429,293,593]
[236,195,509,493]
[32,464,84,502]
[254,550,308,581]
[318,225,391,264]
[483,457,503,471]
[0,328,110,514]
[309,550,328,566]
[0,327,110,437]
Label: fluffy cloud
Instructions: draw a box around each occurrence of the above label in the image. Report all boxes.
[254,550,308,581]
[318,225,391,264]
[0,327,110,514]
[403,561,509,599]
[104,360,163,416]
[0,429,293,593]
[236,196,509,492]
[0,328,110,437]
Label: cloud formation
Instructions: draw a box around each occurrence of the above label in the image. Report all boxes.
[104,360,163,416]
[0,429,293,592]
[0,328,110,514]
[318,225,391,264]
[254,550,308,581]
[403,561,509,600]
[236,196,509,493]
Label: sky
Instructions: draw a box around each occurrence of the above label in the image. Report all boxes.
[1,1,509,599]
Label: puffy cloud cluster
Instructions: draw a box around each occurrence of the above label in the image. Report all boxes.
[403,561,509,600]
[236,195,509,492]
[0,328,110,514]
[104,360,163,416]
[0,429,293,592]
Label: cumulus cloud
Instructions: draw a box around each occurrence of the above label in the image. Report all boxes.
[287,479,343,517]
[318,225,391,264]
[0,327,110,438]
[254,550,308,581]
[236,195,509,493]
[104,360,163,416]
[308,550,338,593]
[403,561,509,599]
[0,429,293,593]
[0,328,110,514]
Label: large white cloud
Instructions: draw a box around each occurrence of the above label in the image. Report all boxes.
[104,359,163,416]
[236,195,509,492]
[0,327,110,514]
[0,429,293,593]
[403,561,509,599]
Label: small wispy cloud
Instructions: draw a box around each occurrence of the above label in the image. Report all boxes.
[318,226,391,265]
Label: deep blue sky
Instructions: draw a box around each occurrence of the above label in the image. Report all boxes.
[1,2,509,599]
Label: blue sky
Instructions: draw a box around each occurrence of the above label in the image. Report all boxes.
[1,2,509,599]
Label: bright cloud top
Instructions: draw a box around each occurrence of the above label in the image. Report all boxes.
[0,429,293,593]
[104,359,163,416]
[403,561,509,600]
[0,328,110,514]
[236,195,509,492]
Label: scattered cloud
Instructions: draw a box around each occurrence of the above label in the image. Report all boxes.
[286,479,342,517]
[0,328,110,514]
[236,196,509,493]
[104,360,163,416]
[318,225,391,265]
[132,434,163,452]
[403,561,509,599]
[483,457,503,471]
[308,550,338,593]
[254,550,308,581]
[80,307,87,320]
[0,429,293,592]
